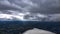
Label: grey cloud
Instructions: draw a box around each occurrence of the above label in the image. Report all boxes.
[0,0,60,14]
[29,0,60,14]
[0,0,22,11]
[47,14,60,21]
[0,0,60,21]
[0,0,38,12]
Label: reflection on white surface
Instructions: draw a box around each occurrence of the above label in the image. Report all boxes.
[23,28,56,34]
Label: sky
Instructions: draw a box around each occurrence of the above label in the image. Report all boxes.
[0,0,60,21]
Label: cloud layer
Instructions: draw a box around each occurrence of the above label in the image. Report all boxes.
[0,0,60,21]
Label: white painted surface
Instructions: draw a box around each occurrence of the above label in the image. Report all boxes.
[23,28,56,34]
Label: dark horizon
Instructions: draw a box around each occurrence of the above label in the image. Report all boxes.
[0,21,60,34]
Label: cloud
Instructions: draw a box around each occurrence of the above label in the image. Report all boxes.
[21,0,38,7]
[0,0,38,12]
[28,0,60,14]
[0,0,60,14]
[24,13,48,21]
[0,0,60,21]
[0,10,31,21]
[0,10,48,21]
[0,0,22,10]
[23,28,56,34]
[0,0,40,21]
[0,14,25,21]
[46,14,60,21]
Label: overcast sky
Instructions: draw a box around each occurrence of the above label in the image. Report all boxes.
[0,0,60,21]
[0,0,60,14]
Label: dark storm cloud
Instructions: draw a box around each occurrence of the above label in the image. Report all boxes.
[0,0,60,14]
[29,0,60,14]
[0,0,60,21]
[0,0,23,11]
